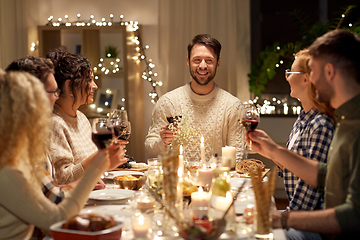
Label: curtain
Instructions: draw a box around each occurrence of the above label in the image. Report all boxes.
[158,0,251,102]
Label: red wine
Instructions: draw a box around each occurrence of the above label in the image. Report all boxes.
[108,124,126,138]
[92,131,113,149]
[241,119,258,132]
[119,132,131,141]
[166,115,182,124]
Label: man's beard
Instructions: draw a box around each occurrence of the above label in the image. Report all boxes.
[314,70,334,103]
[190,67,217,86]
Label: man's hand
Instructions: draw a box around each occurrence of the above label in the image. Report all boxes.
[160,125,175,145]
[272,210,282,229]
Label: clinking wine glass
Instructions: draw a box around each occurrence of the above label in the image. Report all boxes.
[108,109,131,142]
[240,103,260,152]
[164,103,182,148]
[91,118,114,149]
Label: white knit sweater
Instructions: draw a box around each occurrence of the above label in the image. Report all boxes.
[50,104,98,184]
[145,83,246,162]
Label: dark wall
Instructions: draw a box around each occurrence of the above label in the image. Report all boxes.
[251,0,360,95]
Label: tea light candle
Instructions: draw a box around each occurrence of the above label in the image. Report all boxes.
[136,195,156,211]
[197,164,213,188]
[200,136,205,164]
[222,146,236,169]
[132,214,151,238]
[191,187,211,208]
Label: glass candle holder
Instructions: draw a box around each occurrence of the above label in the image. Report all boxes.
[132,212,152,239]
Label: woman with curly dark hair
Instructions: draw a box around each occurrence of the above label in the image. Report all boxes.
[46,49,128,185]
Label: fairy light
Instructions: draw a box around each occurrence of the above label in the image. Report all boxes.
[44,13,161,103]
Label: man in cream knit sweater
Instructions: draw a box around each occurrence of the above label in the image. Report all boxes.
[145,34,245,163]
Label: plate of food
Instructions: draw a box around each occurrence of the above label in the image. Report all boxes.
[235,159,270,179]
[102,171,144,180]
[88,189,135,201]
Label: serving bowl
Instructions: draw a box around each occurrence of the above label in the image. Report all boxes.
[178,207,227,240]
[50,220,123,240]
[113,174,146,190]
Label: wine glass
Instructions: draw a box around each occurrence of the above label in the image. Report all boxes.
[91,118,113,149]
[239,103,260,152]
[108,109,131,141]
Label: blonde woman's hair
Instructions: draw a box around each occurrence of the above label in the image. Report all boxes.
[0,70,51,181]
[295,49,335,122]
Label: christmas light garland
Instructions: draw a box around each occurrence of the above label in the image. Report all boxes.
[43,13,161,103]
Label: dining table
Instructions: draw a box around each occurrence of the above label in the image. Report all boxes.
[46,169,287,240]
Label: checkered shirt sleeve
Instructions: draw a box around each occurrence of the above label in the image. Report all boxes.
[283,109,334,211]
[41,169,72,204]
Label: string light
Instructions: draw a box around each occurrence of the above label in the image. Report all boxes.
[44,13,161,103]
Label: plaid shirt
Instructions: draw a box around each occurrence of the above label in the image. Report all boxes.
[32,156,73,239]
[280,108,334,211]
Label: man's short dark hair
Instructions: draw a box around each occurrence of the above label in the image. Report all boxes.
[187,34,221,61]
[6,56,54,85]
[309,29,360,84]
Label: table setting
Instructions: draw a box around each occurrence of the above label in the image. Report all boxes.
[48,107,286,240]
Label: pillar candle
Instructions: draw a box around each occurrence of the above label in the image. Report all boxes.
[191,187,211,208]
[222,146,236,169]
[197,164,213,188]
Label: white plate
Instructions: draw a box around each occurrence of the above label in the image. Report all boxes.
[88,189,135,201]
[81,205,134,218]
[103,170,144,180]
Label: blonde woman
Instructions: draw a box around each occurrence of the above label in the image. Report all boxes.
[0,70,110,239]
[277,49,334,211]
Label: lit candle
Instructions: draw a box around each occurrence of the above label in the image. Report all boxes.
[136,196,156,211]
[200,136,205,164]
[197,164,213,188]
[211,191,233,211]
[191,187,211,208]
[132,214,151,238]
[179,145,184,169]
[222,146,236,169]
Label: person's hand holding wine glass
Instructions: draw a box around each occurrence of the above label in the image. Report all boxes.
[160,105,182,145]
[239,103,260,152]
[91,117,128,171]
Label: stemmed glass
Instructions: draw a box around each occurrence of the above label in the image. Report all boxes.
[91,118,114,149]
[108,109,131,142]
[239,103,260,152]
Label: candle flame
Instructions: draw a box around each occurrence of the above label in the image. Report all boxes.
[180,145,183,155]
[202,163,207,169]
[198,186,203,193]
[201,136,204,144]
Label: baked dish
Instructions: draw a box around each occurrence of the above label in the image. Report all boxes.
[61,213,116,232]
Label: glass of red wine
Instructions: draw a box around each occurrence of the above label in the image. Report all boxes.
[108,109,131,142]
[240,103,260,152]
[91,118,114,149]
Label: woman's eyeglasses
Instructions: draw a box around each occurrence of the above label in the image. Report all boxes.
[285,69,304,79]
[47,88,61,97]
